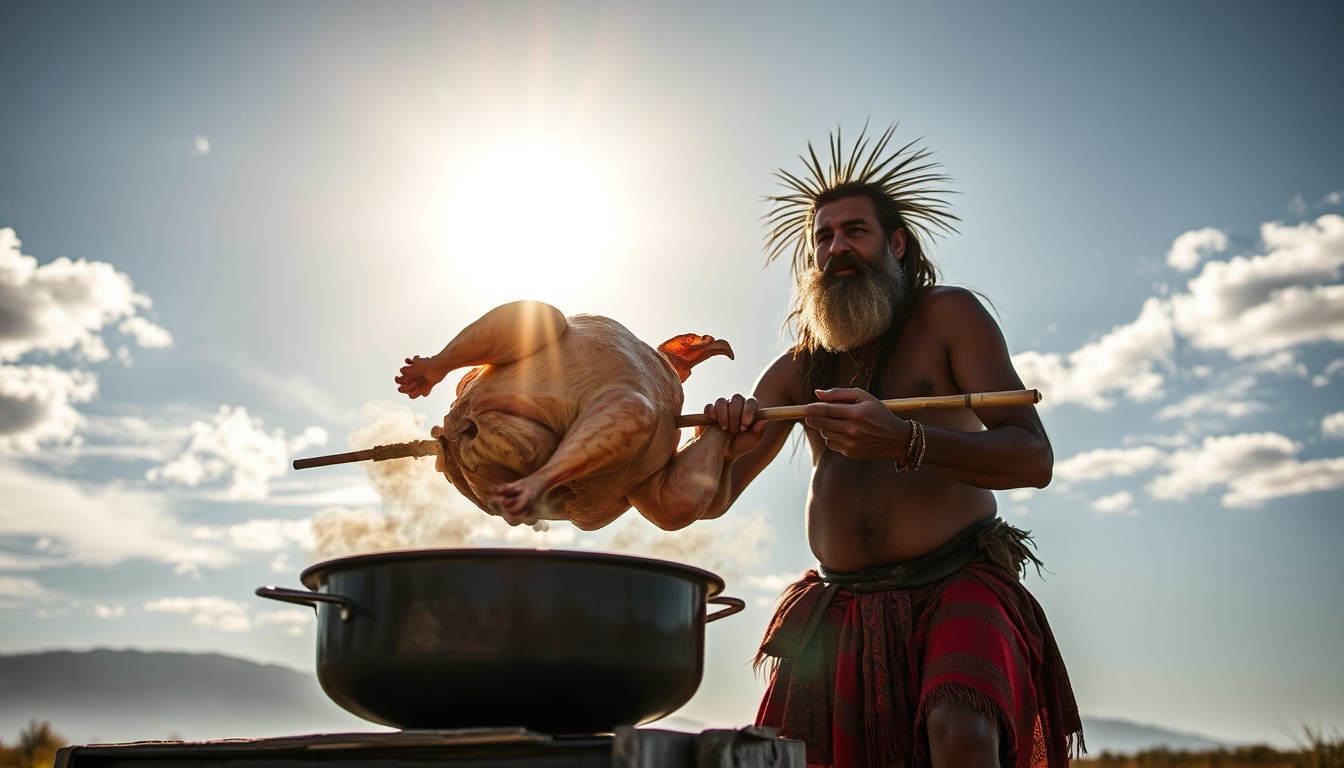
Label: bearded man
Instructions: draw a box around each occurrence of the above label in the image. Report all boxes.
[696,125,1084,768]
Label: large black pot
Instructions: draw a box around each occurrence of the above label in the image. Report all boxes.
[256,548,745,734]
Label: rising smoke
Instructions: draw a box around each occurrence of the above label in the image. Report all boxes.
[307,400,775,582]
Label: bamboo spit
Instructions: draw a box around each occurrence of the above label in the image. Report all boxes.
[292,388,1041,470]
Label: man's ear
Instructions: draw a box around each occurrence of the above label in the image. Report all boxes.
[890,228,908,261]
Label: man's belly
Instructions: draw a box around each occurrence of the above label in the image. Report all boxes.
[805,458,997,571]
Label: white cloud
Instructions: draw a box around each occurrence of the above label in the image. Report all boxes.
[1147,432,1344,508]
[0,228,171,363]
[269,551,294,575]
[1090,491,1136,516]
[0,364,98,453]
[118,316,173,349]
[267,483,381,508]
[93,604,127,619]
[1168,214,1344,358]
[256,609,311,626]
[192,135,211,156]
[1314,358,1344,387]
[1055,431,1344,510]
[1300,190,1342,212]
[1166,227,1229,272]
[257,608,311,637]
[1018,214,1344,412]
[0,227,172,453]
[0,574,62,607]
[747,571,800,593]
[1148,432,1294,500]
[1322,412,1344,439]
[1187,282,1344,357]
[1055,446,1165,482]
[1154,375,1266,424]
[0,461,234,574]
[1013,297,1175,410]
[1215,456,1344,508]
[146,405,328,500]
[191,517,315,552]
[1249,350,1309,378]
[144,595,252,633]
[62,408,295,471]
[231,363,348,423]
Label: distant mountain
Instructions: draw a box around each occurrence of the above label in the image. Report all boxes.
[1079,716,1227,755]
[0,649,376,744]
[2,649,1228,754]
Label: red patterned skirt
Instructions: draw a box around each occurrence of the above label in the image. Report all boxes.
[755,561,1082,768]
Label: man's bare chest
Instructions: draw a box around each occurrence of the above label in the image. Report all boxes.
[839,335,957,400]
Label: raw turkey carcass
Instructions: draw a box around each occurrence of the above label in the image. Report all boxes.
[395,301,735,530]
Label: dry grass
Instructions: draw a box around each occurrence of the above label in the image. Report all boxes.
[1075,725,1343,768]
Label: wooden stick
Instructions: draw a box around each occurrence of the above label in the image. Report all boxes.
[291,388,1041,470]
[672,387,1042,427]
[292,439,438,470]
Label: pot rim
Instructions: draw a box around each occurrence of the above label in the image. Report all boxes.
[298,547,727,597]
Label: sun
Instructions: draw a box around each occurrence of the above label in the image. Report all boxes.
[435,130,634,308]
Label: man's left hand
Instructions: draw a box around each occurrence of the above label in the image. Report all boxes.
[804,387,909,459]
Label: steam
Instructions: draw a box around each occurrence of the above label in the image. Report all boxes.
[306,400,780,588]
[599,505,774,583]
[308,401,570,561]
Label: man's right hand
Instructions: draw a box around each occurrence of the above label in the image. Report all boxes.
[703,393,767,459]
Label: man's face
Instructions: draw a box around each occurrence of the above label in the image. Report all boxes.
[796,196,908,352]
[810,196,905,275]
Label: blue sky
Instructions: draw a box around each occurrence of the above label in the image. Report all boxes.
[2,0,1341,748]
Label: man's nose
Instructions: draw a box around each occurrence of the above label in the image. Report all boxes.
[817,236,850,270]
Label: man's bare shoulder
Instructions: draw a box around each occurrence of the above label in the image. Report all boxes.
[755,349,805,406]
[912,285,998,326]
[764,348,803,372]
[916,284,988,311]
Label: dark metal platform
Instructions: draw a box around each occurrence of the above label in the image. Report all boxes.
[55,726,804,768]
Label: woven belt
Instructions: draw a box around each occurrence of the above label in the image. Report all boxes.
[818,516,997,592]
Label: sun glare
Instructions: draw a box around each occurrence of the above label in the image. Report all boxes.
[437,132,633,307]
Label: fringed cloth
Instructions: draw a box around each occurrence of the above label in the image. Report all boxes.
[754,518,1083,768]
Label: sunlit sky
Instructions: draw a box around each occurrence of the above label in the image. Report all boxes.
[2,0,1342,749]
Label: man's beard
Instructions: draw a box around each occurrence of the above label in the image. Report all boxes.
[797,247,907,352]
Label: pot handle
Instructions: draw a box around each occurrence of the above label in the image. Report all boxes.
[706,595,746,623]
[254,585,354,622]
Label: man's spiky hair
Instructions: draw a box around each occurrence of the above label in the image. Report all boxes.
[763,122,961,276]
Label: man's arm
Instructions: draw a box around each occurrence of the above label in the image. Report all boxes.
[693,351,803,519]
[805,288,1052,490]
[931,288,1052,488]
